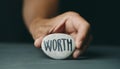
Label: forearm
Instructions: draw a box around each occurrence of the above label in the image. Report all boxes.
[23,0,59,28]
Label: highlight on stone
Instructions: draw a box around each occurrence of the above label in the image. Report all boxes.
[41,33,75,59]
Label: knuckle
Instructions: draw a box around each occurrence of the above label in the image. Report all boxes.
[86,23,90,28]
[83,22,90,29]
[65,11,80,17]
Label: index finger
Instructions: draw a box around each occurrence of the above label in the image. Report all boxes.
[73,15,90,49]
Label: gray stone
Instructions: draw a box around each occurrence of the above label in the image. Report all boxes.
[41,33,75,59]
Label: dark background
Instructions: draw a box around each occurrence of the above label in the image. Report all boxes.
[0,0,119,45]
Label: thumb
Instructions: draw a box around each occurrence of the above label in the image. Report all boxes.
[34,35,46,48]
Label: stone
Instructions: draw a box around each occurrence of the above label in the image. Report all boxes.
[41,33,75,59]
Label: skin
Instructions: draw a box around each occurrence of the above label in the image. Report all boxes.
[23,0,92,58]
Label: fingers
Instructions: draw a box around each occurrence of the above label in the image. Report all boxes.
[73,49,81,58]
[34,18,66,48]
[34,37,42,48]
[34,35,46,48]
[49,16,67,33]
[75,25,90,49]
[68,15,90,49]
[75,16,90,49]
[49,21,65,33]
[73,35,92,58]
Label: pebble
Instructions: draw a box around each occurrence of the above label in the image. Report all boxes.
[41,33,75,59]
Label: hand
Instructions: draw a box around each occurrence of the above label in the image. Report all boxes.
[29,11,92,58]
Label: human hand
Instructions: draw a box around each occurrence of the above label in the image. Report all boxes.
[29,11,92,58]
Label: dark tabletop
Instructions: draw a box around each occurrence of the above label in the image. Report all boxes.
[0,43,120,69]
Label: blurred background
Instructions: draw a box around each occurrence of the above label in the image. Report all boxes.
[0,0,119,45]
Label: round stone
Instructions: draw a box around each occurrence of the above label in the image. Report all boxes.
[41,33,75,59]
